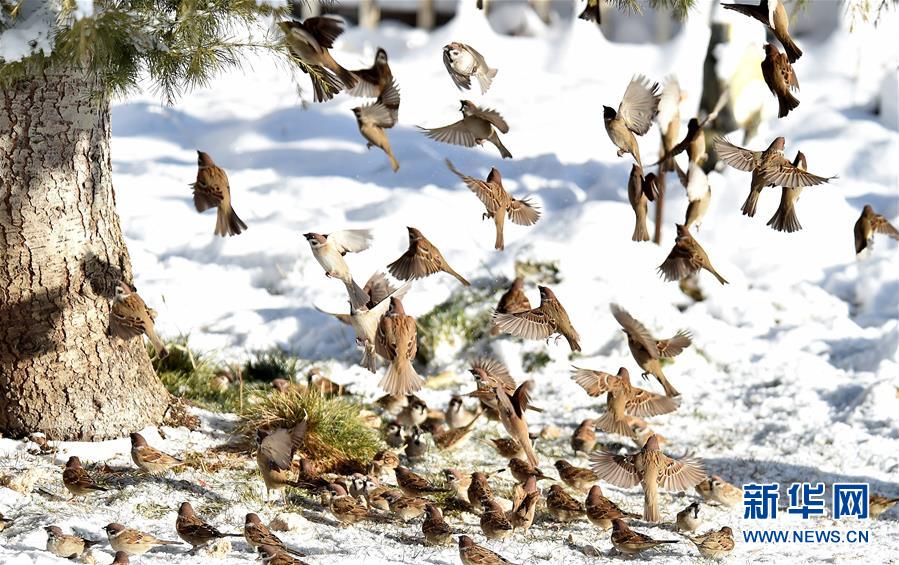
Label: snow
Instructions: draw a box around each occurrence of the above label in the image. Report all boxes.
[2,1,899,564]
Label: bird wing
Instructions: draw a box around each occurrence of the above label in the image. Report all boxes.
[363,272,396,307]
[721,1,770,25]
[327,229,372,254]
[387,246,441,281]
[492,309,554,340]
[570,367,621,397]
[685,163,709,202]
[626,389,680,417]
[469,106,509,133]
[761,160,834,188]
[777,52,799,91]
[853,217,868,254]
[378,78,401,124]
[347,63,381,97]
[470,357,515,390]
[617,75,661,135]
[358,101,395,128]
[657,454,707,492]
[873,216,899,238]
[442,49,472,90]
[610,303,660,358]
[656,76,681,132]
[511,380,534,418]
[658,245,700,282]
[260,428,294,471]
[445,159,504,214]
[301,16,345,49]
[507,197,541,226]
[714,137,761,171]
[589,452,641,488]
[109,307,145,339]
[656,330,692,357]
[420,120,478,147]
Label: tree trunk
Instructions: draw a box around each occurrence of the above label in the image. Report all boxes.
[0,67,168,441]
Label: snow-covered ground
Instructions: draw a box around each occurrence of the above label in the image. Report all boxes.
[2,1,898,563]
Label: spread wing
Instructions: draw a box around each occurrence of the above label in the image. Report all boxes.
[420,120,477,147]
[626,388,680,417]
[685,163,709,202]
[358,102,395,128]
[657,454,707,492]
[511,380,534,418]
[589,452,640,489]
[570,367,621,397]
[714,137,760,172]
[658,245,699,282]
[761,160,834,188]
[508,197,541,226]
[617,75,661,135]
[328,229,372,254]
[302,16,345,49]
[387,242,444,281]
[363,272,395,306]
[442,49,472,90]
[492,308,554,340]
[610,303,659,358]
[470,357,515,390]
[873,216,899,238]
[470,106,509,133]
[445,159,504,214]
[657,330,692,357]
[260,428,294,471]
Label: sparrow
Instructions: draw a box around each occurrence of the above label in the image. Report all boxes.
[306,368,348,396]
[696,475,743,507]
[579,0,602,24]
[371,449,400,477]
[870,494,899,519]
[714,136,834,217]
[571,419,597,455]
[761,43,799,118]
[351,282,410,372]
[480,497,514,540]
[395,466,448,497]
[384,420,406,448]
[767,151,807,233]
[658,224,729,285]
[294,458,329,491]
[404,426,429,461]
[376,392,408,415]
[585,485,640,530]
[375,297,424,396]
[684,162,711,231]
[467,471,497,514]
[508,478,540,533]
[381,490,428,522]
[610,304,692,398]
[256,420,309,502]
[304,229,372,309]
[45,526,100,559]
[109,281,168,358]
[688,526,735,559]
[443,468,472,503]
[508,457,553,485]
[546,484,587,522]
[611,518,679,555]
[468,357,543,415]
[0,513,9,532]
[854,204,899,254]
[492,285,581,351]
[397,395,429,429]
[422,504,453,545]
[420,100,512,158]
[191,150,247,237]
[591,434,707,522]
[104,523,180,556]
[489,437,525,460]
[328,483,371,525]
[723,0,802,62]
[446,160,540,251]
[603,75,662,168]
[554,460,599,493]
[492,380,540,466]
[353,78,401,172]
[62,456,107,497]
[433,412,482,451]
[676,501,702,532]
[490,276,531,336]
[388,226,470,285]
[650,90,728,169]
[277,16,357,102]
[258,544,309,565]
[446,395,478,429]
[112,551,131,565]
[627,164,657,242]
[458,534,517,565]
[348,47,392,98]
[443,42,497,94]
[244,513,304,557]
[176,502,241,551]
[656,77,683,174]
[130,432,182,475]
[362,479,403,513]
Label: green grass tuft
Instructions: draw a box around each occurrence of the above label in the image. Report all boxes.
[522,350,552,373]
[244,348,303,382]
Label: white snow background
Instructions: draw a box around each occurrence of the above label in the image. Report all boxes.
[1,1,898,563]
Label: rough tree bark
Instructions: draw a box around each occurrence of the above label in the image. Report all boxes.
[0,67,169,441]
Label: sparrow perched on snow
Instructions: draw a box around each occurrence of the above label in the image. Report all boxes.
[684,162,711,231]
[348,47,392,98]
[767,151,807,233]
[443,42,497,94]
[384,420,405,448]
[398,395,429,429]
[109,281,167,358]
[659,224,729,285]
[603,75,662,168]
[676,501,702,532]
[480,497,514,540]
[422,504,453,545]
[45,526,100,559]
[244,514,304,557]
[104,523,180,556]
[492,285,581,351]
[714,136,834,217]
[381,490,428,522]
[420,100,512,158]
[508,457,553,485]
[571,419,597,455]
[546,484,587,522]
[404,426,429,461]
[350,282,410,373]
[555,460,599,493]
[375,297,424,396]
[327,483,371,525]
[304,229,372,309]
[130,433,182,475]
[611,518,679,555]
[256,420,308,502]
[388,226,469,285]
[586,485,640,530]
[490,276,531,335]
[761,43,799,118]
[508,477,540,532]
[370,449,400,478]
[62,456,107,497]
[467,471,498,514]
[258,544,309,565]
[458,534,516,565]
[610,304,692,397]
[627,164,657,242]
[854,205,899,254]
[395,466,448,498]
[442,468,471,503]
[191,150,247,237]
[591,435,706,522]
[723,0,802,62]
[176,502,241,551]
[491,380,540,466]
[696,475,743,507]
[362,479,402,513]
[353,78,401,172]
[446,394,478,429]
[277,16,357,102]
[870,494,899,519]
[688,526,735,559]
[446,160,540,251]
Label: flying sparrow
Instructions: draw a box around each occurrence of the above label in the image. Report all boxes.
[420,100,512,158]
[490,276,531,336]
[277,16,357,102]
[480,497,514,540]
[676,501,702,532]
[404,426,430,461]
[688,526,735,559]
[443,42,497,94]
[130,432,182,475]
[651,89,729,169]
[610,304,692,397]
[468,357,543,416]
[627,164,657,242]
[585,485,640,530]
[492,380,540,466]
[658,224,729,285]
[381,490,428,522]
[696,475,743,507]
[244,513,304,557]
[422,504,453,545]
[870,494,899,519]
[579,0,602,24]
[395,466,448,497]
[723,0,802,61]
[375,297,424,396]
[353,78,401,172]
[304,229,372,309]
[554,460,599,493]
[109,281,168,358]
[492,285,581,351]
[458,534,517,565]
[611,518,679,555]
[62,456,107,498]
[762,43,799,118]
[656,77,683,174]
[191,150,247,237]
[684,162,711,231]
[446,159,540,250]
[258,544,310,565]
[508,457,553,485]
[45,525,100,559]
[348,47,392,98]
[104,523,180,556]
[604,75,662,168]
[767,151,807,233]
[546,484,587,523]
[571,419,597,455]
[256,420,308,503]
[176,501,241,551]
[591,435,706,522]
[388,226,470,285]
[350,282,410,373]
[854,204,899,254]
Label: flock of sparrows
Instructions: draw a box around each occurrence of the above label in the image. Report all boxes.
[40,2,897,564]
